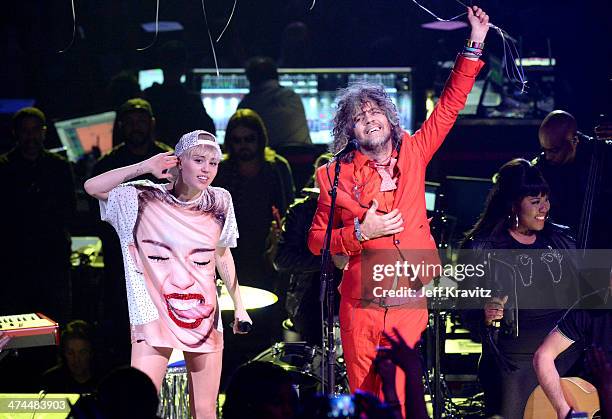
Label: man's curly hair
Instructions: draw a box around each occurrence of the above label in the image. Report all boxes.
[331,82,403,161]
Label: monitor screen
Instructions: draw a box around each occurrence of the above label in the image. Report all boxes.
[54,111,116,162]
[138,69,186,90]
[425,181,440,213]
[192,68,413,144]
[443,175,493,234]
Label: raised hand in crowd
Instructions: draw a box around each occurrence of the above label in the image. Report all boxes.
[380,328,429,419]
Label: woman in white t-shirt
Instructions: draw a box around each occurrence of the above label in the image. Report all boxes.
[85,130,251,419]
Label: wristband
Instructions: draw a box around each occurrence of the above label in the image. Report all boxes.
[354,217,369,242]
[466,39,485,49]
[463,47,483,57]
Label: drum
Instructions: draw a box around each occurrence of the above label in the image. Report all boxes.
[251,342,349,395]
[159,358,190,419]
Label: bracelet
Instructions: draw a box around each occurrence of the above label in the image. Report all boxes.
[463,47,483,57]
[462,51,483,59]
[354,217,369,242]
[466,39,485,49]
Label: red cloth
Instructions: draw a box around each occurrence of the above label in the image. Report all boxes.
[307,55,484,406]
[339,298,428,408]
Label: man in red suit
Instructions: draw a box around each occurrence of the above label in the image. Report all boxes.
[308,6,490,412]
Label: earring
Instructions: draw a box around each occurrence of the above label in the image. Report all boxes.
[515,214,519,229]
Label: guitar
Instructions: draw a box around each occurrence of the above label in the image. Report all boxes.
[523,377,600,419]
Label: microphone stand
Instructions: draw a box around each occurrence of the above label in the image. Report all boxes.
[319,158,343,395]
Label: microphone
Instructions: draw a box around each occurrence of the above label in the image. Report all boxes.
[333,139,359,159]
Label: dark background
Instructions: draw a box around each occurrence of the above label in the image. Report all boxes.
[1,0,610,137]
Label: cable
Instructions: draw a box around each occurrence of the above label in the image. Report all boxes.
[58,0,76,53]
[409,0,528,93]
[136,0,160,51]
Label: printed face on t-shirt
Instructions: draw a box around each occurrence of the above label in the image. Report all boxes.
[129,198,221,347]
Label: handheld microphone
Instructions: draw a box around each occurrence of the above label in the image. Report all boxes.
[230,320,252,333]
[333,139,359,159]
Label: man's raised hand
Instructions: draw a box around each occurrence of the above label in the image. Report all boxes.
[467,6,490,42]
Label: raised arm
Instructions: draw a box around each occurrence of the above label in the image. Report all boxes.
[215,246,252,334]
[84,151,177,201]
[412,6,489,162]
[465,6,490,57]
[533,328,575,419]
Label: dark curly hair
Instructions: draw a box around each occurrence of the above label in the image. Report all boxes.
[331,82,403,161]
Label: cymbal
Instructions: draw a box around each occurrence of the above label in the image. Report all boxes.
[218,285,278,311]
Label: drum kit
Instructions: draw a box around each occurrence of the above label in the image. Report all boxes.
[158,284,349,419]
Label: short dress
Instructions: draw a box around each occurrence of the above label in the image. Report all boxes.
[99,180,238,353]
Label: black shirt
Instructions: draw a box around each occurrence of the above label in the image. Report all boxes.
[40,365,98,394]
[497,233,580,354]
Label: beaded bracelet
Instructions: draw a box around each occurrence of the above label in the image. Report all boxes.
[463,47,483,57]
[354,217,369,242]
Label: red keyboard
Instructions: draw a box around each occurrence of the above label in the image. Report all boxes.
[0,313,59,349]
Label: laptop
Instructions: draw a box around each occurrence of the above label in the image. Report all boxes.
[54,111,116,162]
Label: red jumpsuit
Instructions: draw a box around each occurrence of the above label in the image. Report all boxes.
[308,55,484,408]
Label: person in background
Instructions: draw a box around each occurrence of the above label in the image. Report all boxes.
[94,98,173,177]
[222,361,298,419]
[533,110,612,248]
[213,108,295,291]
[144,40,216,148]
[69,367,161,419]
[0,106,75,325]
[238,56,311,148]
[41,320,99,394]
[274,153,342,345]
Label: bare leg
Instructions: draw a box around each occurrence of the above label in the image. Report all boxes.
[184,350,222,419]
[131,341,173,392]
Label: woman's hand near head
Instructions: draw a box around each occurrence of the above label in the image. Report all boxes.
[145,151,178,180]
[84,151,178,201]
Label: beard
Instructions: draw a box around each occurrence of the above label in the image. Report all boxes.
[236,149,257,162]
[125,130,150,147]
[358,135,392,155]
